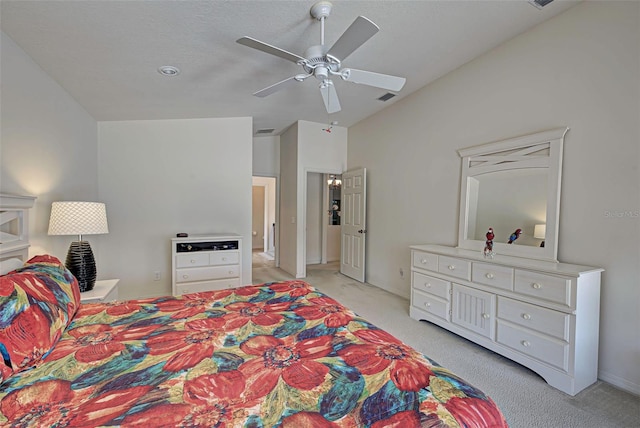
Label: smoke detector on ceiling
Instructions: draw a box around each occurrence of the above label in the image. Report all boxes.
[158,65,180,76]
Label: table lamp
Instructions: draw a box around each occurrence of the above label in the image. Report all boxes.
[48,201,108,292]
[534,224,546,248]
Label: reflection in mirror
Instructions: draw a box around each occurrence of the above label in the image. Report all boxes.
[467,169,547,247]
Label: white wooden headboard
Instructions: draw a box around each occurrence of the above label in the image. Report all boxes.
[0,193,36,262]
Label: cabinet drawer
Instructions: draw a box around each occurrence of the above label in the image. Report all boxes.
[412,272,450,300]
[497,321,569,371]
[472,263,513,291]
[176,265,240,283]
[412,289,450,321]
[497,297,570,341]
[438,256,471,281]
[412,251,438,271]
[515,271,572,307]
[176,252,210,268]
[176,278,241,295]
[210,251,239,266]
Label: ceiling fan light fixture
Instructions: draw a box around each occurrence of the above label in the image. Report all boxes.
[158,65,180,76]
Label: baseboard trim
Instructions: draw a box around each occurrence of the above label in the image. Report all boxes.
[598,370,640,396]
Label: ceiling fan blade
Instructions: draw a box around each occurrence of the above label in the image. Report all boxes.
[237,36,306,64]
[326,16,379,61]
[253,76,300,98]
[319,81,341,114]
[341,68,406,92]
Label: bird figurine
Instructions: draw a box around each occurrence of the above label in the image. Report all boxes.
[484,228,495,257]
[508,228,522,244]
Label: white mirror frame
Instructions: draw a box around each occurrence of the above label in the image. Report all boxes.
[457,128,568,262]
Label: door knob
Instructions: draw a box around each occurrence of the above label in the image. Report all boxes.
[358,229,367,233]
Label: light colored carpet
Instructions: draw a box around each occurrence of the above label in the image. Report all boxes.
[252,262,640,428]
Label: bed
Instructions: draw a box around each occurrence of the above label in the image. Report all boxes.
[0,195,507,427]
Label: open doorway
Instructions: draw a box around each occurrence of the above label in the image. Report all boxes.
[306,172,341,271]
[252,176,276,269]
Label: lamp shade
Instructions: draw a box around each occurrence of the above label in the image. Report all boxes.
[48,202,108,236]
[534,224,546,239]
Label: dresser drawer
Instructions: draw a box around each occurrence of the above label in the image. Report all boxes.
[412,289,450,321]
[515,271,572,307]
[412,272,450,300]
[412,251,438,272]
[176,252,210,268]
[438,256,471,281]
[472,263,513,291]
[175,278,241,295]
[176,265,240,283]
[497,321,569,371]
[497,297,570,340]
[210,251,239,266]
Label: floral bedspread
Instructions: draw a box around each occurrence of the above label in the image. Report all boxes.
[0,281,507,427]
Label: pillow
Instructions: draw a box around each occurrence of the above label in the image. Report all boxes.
[0,255,80,381]
[0,258,24,275]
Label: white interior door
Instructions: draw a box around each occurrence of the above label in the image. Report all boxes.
[340,167,366,282]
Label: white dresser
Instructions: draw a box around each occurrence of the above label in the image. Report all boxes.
[171,234,243,295]
[410,244,602,396]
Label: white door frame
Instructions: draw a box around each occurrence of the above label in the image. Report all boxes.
[252,175,279,267]
[301,167,342,278]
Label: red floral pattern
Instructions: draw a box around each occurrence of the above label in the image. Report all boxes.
[0,280,507,427]
[339,328,435,391]
[294,296,353,327]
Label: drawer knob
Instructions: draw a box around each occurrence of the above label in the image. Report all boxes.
[482,313,490,319]
[182,275,189,279]
[485,273,495,279]
[532,283,542,289]
[448,265,455,270]
[424,302,431,308]
[421,258,428,264]
[190,259,196,264]
[222,257,227,261]
[521,340,531,347]
[522,313,531,320]
[424,282,431,288]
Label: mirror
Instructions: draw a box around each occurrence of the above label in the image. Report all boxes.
[327,175,341,225]
[457,128,568,261]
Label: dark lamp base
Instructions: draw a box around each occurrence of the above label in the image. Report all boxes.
[66,241,97,292]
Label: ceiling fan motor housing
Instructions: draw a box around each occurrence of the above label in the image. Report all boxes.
[303,45,340,80]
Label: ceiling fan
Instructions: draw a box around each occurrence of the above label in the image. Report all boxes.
[236,1,406,114]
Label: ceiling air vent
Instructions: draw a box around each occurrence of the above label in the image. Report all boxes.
[255,128,275,135]
[377,92,396,102]
[528,0,554,9]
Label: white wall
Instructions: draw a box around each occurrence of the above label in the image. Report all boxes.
[97,117,253,299]
[0,32,99,260]
[252,136,280,176]
[306,173,322,264]
[348,1,639,394]
[279,124,298,276]
[279,120,347,277]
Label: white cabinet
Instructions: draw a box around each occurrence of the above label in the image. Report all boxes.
[410,244,602,396]
[80,279,119,303]
[171,234,243,295]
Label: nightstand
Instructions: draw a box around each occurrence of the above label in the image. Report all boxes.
[80,279,119,303]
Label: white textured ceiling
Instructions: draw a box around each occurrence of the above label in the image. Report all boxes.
[1,0,578,135]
